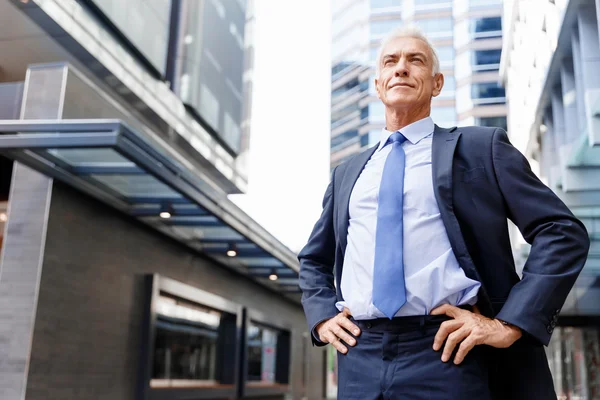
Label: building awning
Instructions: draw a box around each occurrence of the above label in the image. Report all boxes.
[0,119,301,299]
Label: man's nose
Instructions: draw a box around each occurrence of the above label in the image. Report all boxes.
[394,59,409,77]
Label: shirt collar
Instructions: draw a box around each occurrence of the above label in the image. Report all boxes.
[377,116,434,152]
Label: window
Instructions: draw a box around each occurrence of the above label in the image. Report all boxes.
[430,106,456,125]
[415,0,452,12]
[370,0,401,9]
[477,116,507,131]
[142,275,243,400]
[471,17,502,40]
[331,130,359,150]
[244,312,291,398]
[371,19,402,36]
[472,49,502,71]
[367,102,386,123]
[152,295,234,385]
[170,0,249,154]
[247,323,279,383]
[87,0,172,75]
[436,46,455,68]
[471,82,506,101]
[470,0,503,9]
[415,18,453,39]
[438,75,456,99]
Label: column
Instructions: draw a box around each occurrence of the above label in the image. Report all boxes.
[0,64,67,399]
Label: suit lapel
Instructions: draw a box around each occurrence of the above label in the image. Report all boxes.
[432,125,491,314]
[431,125,459,217]
[338,145,378,256]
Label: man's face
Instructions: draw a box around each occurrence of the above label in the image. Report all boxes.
[375,37,444,110]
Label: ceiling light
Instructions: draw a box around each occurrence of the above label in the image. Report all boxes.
[226,243,237,257]
[540,124,548,134]
[159,203,174,219]
[0,213,6,222]
[269,269,278,281]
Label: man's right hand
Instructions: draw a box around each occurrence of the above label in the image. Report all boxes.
[316,307,361,354]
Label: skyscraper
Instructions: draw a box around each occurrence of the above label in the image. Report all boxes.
[501,0,600,396]
[330,0,505,170]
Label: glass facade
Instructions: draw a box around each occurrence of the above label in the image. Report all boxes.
[87,0,172,75]
[171,0,249,154]
[247,323,278,383]
[547,327,600,399]
[151,293,238,388]
[331,0,505,171]
[473,49,502,71]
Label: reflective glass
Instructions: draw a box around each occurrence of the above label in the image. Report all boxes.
[89,0,171,74]
[152,294,236,386]
[247,323,279,383]
[172,0,249,154]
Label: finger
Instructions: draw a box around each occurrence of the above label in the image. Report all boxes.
[441,327,470,363]
[430,304,460,317]
[342,307,352,317]
[330,337,348,354]
[333,325,357,347]
[454,337,477,365]
[338,315,361,337]
[472,305,481,315]
[433,319,464,351]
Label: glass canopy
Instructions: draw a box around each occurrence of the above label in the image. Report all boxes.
[0,119,300,296]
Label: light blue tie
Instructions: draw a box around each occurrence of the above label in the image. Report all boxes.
[373,131,408,319]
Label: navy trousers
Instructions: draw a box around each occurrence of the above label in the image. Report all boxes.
[337,315,491,400]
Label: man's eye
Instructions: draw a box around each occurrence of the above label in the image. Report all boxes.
[384,60,394,65]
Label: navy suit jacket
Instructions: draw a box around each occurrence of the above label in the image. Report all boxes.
[298,125,590,397]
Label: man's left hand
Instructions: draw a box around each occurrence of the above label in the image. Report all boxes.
[431,304,522,365]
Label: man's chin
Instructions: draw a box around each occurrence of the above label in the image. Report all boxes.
[384,97,414,109]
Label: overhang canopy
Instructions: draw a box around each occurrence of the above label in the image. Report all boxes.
[0,119,301,299]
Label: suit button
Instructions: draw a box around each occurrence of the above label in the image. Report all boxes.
[365,322,372,329]
[551,321,556,328]
[547,326,553,334]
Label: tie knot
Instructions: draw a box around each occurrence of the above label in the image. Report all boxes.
[387,131,407,146]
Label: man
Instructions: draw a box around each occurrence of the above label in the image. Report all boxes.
[298,26,590,400]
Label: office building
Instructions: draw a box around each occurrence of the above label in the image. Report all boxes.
[501,0,600,396]
[0,1,323,399]
[330,0,505,170]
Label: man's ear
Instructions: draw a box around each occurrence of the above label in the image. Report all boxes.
[431,73,444,97]
[375,77,382,100]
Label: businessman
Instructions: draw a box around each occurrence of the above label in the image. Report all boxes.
[298,26,590,400]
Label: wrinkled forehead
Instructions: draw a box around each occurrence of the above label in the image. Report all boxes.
[380,37,432,60]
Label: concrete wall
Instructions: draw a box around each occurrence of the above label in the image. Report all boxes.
[24,182,326,400]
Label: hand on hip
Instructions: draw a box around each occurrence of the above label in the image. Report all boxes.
[431,304,522,365]
[316,307,361,354]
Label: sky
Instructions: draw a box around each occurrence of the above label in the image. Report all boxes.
[229,1,332,253]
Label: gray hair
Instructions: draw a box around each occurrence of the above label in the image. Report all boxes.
[375,25,440,78]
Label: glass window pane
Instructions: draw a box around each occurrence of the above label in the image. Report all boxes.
[370,19,401,36]
[88,0,171,74]
[473,17,502,33]
[247,323,278,382]
[472,49,502,70]
[173,0,249,154]
[152,294,236,386]
[439,75,455,98]
[471,82,506,99]
[436,46,455,67]
[370,0,401,9]
[430,106,456,124]
[477,116,507,130]
[415,18,453,39]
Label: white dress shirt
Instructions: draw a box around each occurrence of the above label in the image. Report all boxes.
[336,117,480,320]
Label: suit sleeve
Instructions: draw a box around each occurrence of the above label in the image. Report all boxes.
[298,168,340,346]
[492,128,590,345]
